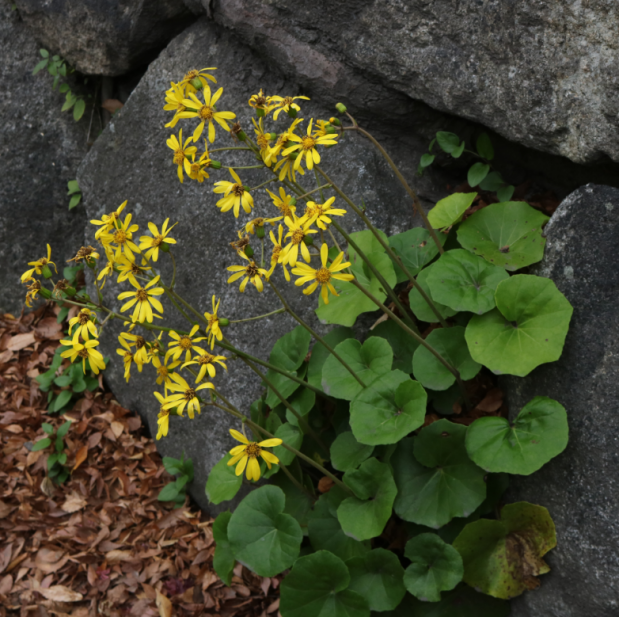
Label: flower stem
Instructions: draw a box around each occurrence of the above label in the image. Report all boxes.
[228,307,286,324]
[249,177,278,192]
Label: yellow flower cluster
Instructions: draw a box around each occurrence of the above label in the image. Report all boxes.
[60,308,106,374]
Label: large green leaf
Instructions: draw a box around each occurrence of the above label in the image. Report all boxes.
[264,363,307,409]
[427,249,509,314]
[279,386,316,428]
[465,275,573,376]
[466,396,568,475]
[227,485,303,576]
[388,227,447,283]
[412,327,481,391]
[205,454,243,505]
[280,551,370,617]
[370,319,419,373]
[273,422,303,466]
[427,193,477,230]
[350,371,427,445]
[212,512,235,586]
[322,337,393,400]
[347,549,406,612]
[453,502,556,599]
[271,470,313,527]
[393,423,486,528]
[338,458,397,541]
[330,431,374,472]
[457,202,549,270]
[307,327,354,389]
[409,266,457,323]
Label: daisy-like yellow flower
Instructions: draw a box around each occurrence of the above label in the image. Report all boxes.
[152,355,181,390]
[264,118,303,167]
[282,119,339,171]
[312,119,333,138]
[302,197,347,230]
[101,214,140,262]
[116,337,140,382]
[252,117,274,163]
[162,373,214,419]
[186,152,211,183]
[204,295,223,350]
[90,201,127,240]
[24,279,42,307]
[116,254,147,287]
[182,351,227,382]
[139,218,177,262]
[166,129,197,183]
[213,168,254,218]
[117,275,164,323]
[244,216,282,237]
[268,225,291,282]
[178,86,236,143]
[273,153,306,183]
[180,67,217,90]
[60,332,106,374]
[21,244,57,282]
[227,251,270,292]
[154,393,170,440]
[227,429,282,481]
[271,94,310,120]
[292,243,354,304]
[266,187,297,219]
[280,215,318,266]
[166,324,207,363]
[163,82,187,128]
[119,331,150,366]
[68,308,98,340]
[248,89,274,115]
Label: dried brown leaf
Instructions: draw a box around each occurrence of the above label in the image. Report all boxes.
[156,589,173,617]
[38,585,83,602]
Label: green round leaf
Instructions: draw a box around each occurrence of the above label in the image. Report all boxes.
[330,431,374,472]
[403,533,464,602]
[205,454,243,505]
[427,192,477,230]
[497,185,515,202]
[412,327,481,391]
[476,133,494,160]
[393,423,486,528]
[457,202,549,271]
[213,512,235,586]
[227,485,302,576]
[280,551,370,617]
[347,548,406,611]
[370,319,419,372]
[280,386,316,428]
[350,371,427,445]
[388,227,447,283]
[465,275,573,376]
[427,249,509,314]
[453,502,556,599]
[307,327,354,389]
[409,266,457,323]
[467,163,490,188]
[436,132,460,155]
[338,458,397,541]
[466,396,568,474]
[271,470,313,527]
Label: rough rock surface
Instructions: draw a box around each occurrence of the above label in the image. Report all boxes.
[502,184,619,617]
[14,0,196,76]
[0,6,89,315]
[211,0,618,165]
[77,17,445,512]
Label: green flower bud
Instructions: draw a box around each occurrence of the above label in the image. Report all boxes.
[191,78,203,90]
[256,108,265,117]
[288,152,298,161]
[256,226,266,239]
[329,117,341,126]
[161,242,170,253]
[219,317,230,327]
[243,185,252,192]
[268,132,277,141]
[326,125,337,134]
[238,130,247,142]
[287,107,298,118]
[303,235,314,245]
[210,160,222,169]
[290,198,297,206]
[64,286,76,297]
[39,287,52,299]
[42,265,53,279]
[244,245,255,258]
[335,102,347,114]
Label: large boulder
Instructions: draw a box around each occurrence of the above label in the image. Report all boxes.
[0,6,89,315]
[502,184,619,617]
[211,0,618,165]
[14,0,196,76]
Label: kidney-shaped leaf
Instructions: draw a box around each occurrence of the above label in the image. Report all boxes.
[370,319,419,373]
[205,454,243,505]
[330,431,374,472]
[428,192,477,230]
[409,265,458,323]
[388,227,447,283]
[307,327,354,389]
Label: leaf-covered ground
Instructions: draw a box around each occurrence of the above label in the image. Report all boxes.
[0,305,281,617]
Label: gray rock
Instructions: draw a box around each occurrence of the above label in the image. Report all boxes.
[212,0,618,165]
[14,0,196,76]
[502,184,619,617]
[77,17,446,513]
[0,5,89,315]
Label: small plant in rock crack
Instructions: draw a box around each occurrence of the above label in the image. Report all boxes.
[158,454,194,508]
[31,421,72,484]
[67,179,82,210]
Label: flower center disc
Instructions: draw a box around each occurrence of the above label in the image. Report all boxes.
[245,443,261,458]
[198,105,214,121]
[316,267,331,284]
[302,136,316,150]
[179,337,192,350]
[136,289,148,301]
[198,353,214,364]
[291,229,305,245]
[173,150,185,165]
[184,388,196,401]
[114,229,127,244]
[232,184,245,197]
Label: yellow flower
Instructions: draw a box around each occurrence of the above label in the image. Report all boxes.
[301,196,347,230]
[166,129,197,183]
[248,89,274,114]
[271,94,310,120]
[252,117,274,163]
[204,295,223,350]
[166,324,207,363]
[266,187,297,219]
[180,67,217,89]
[60,332,106,374]
[282,119,338,170]
[243,216,282,236]
[182,351,227,382]
[292,243,354,304]
[267,225,290,282]
[162,373,214,419]
[273,153,306,183]
[68,245,100,265]
[117,275,164,323]
[116,254,147,287]
[152,355,181,390]
[119,331,150,366]
[163,82,187,128]
[68,308,98,340]
[101,214,140,262]
[139,218,178,262]
[154,393,170,440]
[227,429,282,481]
[21,244,57,282]
[280,215,318,266]
[213,168,254,218]
[227,251,270,292]
[24,279,41,307]
[116,337,141,382]
[312,119,332,138]
[90,201,127,240]
[186,152,211,183]
[265,118,303,166]
[179,86,236,143]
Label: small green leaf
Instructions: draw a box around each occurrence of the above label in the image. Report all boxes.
[213,511,235,586]
[409,266,457,323]
[205,454,243,505]
[412,326,481,391]
[61,96,76,112]
[476,133,494,160]
[330,431,374,472]
[457,201,549,271]
[322,337,393,400]
[52,389,72,411]
[466,396,568,474]
[39,49,49,58]
[41,423,54,435]
[347,548,406,611]
[56,421,71,439]
[388,227,447,283]
[158,483,180,501]
[497,184,515,202]
[404,533,464,602]
[478,171,505,192]
[436,132,461,155]
[273,422,303,466]
[427,193,477,230]
[280,551,370,617]
[32,437,51,452]
[467,163,490,187]
[420,153,435,168]
[451,141,465,158]
[32,59,48,75]
[280,387,315,428]
[67,179,80,194]
[453,502,556,599]
[73,98,86,121]
[465,275,573,376]
[350,371,426,445]
[53,374,72,387]
[370,319,419,372]
[307,327,354,389]
[228,485,302,577]
[69,194,82,209]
